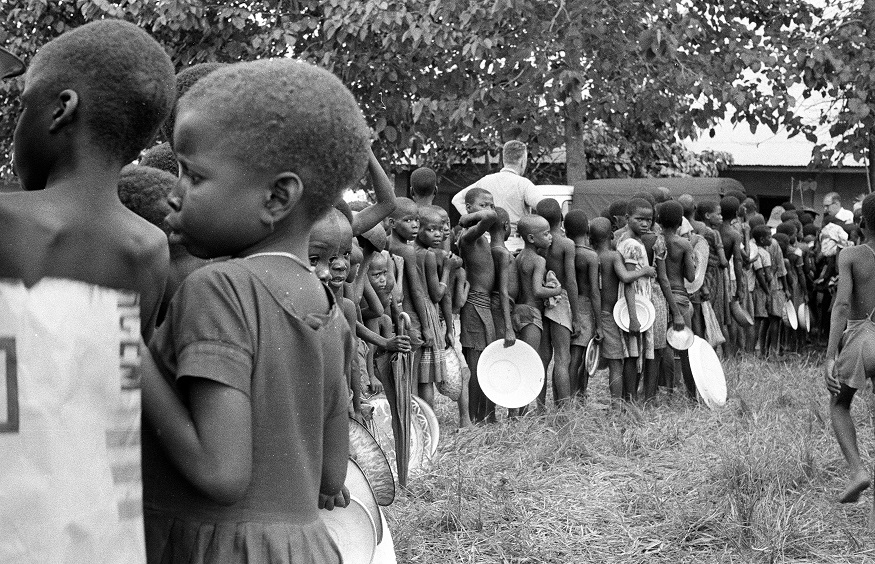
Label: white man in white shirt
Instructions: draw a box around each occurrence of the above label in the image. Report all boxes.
[451,140,542,237]
[823,192,855,225]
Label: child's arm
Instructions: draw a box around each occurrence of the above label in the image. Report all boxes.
[424,250,449,303]
[731,235,745,302]
[320,336,353,510]
[458,209,497,243]
[495,250,516,346]
[611,254,655,283]
[356,320,411,352]
[532,257,563,299]
[682,240,696,283]
[794,255,809,302]
[754,263,769,294]
[657,253,684,330]
[562,240,581,337]
[440,292,454,346]
[351,147,397,237]
[360,277,385,318]
[825,249,854,393]
[713,231,728,269]
[587,253,603,339]
[141,350,253,504]
[398,245,435,345]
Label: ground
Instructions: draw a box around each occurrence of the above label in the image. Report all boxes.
[384,352,875,563]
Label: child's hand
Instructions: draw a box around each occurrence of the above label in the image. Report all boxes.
[421,327,435,347]
[319,486,351,510]
[448,253,463,270]
[369,379,384,395]
[385,335,412,353]
[594,326,604,342]
[503,328,516,347]
[824,358,840,395]
[672,313,685,331]
[445,328,455,347]
[571,319,581,339]
[628,317,641,334]
[643,266,656,278]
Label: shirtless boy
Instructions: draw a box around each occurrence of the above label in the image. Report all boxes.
[536,199,581,406]
[514,214,563,410]
[718,196,748,355]
[564,210,602,398]
[589,218,655,408]
[457,188,498,423]
[825,194,875,515]
[490,206,518,347]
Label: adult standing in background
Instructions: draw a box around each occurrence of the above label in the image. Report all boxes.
[451,140,542,237]
[823,192,855,225]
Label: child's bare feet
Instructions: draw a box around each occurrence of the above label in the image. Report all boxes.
[838,469,871,503]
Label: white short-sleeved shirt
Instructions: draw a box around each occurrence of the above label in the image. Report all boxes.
[451,168,542,235]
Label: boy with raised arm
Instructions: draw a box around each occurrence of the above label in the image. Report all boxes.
[457,188,498,423]
[491,206,518,348]
[536,199,581,407]
[564,210,602,399]
[825,194,875,514]
[589,218,655,407]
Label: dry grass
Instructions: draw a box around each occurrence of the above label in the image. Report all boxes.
[384,352,875,563]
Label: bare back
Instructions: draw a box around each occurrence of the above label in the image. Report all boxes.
[597,249,622,310]
[545,231,574,287]
[841,243,875,320]
[516,247,546,308]
[662,233,693,294]
[0,192,169,340]
[459,230,495,294]
[574,246,598,298]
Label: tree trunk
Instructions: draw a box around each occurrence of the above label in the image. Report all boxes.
[565,103,587,187]
[866,0,875,192]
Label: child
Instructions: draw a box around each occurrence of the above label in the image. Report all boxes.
[825,193,875,512]
[750,225,774,357]
[388,197,435,365]
[414,205,452,408]
[457,188,498,423]
[352,147,398,237]
[490,206,518,347]
[514,214,563,410]
[410,166,437,207]
[655,201,697,399]
[589,218,655,407]
[536,199,581,407]
[617,199,657,403]
[696,200,729,349]
[0,21,173,563]
[564,210,602,398]
[766,224,790,358]
[718,196,748,355]
[141,58,370,561]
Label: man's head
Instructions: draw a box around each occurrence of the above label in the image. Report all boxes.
[410,166,437,199]
[502,140,527,173]
[14,20,176,190]
[535,198,563,229]
[823,191,842,217]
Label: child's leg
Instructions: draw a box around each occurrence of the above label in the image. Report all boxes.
[537,327,552,409]
[677,349,697,400]
[622,358,638,402]
[519,324,542,415]
[569,344,585,399]
[607,359,623,408]
[755,317,767,356]
[831,384,871,502]
[643,349,665,403]
[767,316,781,357]
[418,382,434,408]
[546,319,572,406]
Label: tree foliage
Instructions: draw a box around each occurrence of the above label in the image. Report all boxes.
[0,0,818,182]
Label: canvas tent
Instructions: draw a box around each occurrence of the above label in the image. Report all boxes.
[570,178,746,220]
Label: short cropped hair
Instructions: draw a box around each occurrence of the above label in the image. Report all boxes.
[658,200,684,229]
[494,206,510,229]
[720,196,740,219]
[802,223,818,238]
[695,200,718,222]
[465,187,491,205]
[632,192,656,206]
[117,165,175,233]
[410,167,437,198]
[139,142,178,175]
[862,193,875,231]
[627,198,653,216]
[781,201,796,211]
[780,211,798,223]
[775,222,796,237]
[536,198,562,228]
[589,217,612,245]
[502,140,527,166]
[799,213,813,226]
[650,186,671,204]
[748,214,765,228]
[517,214,547,239]
[751,224,771,243]
[163,62,226,146]
[27,20,175,163]
[391,197,418,219]
[418,205,443,226]
[773,232,790,251]
[564,209,589,239]
[608,200,628,219]
[726,190,746,205]
[677,194,696,218]
[179,58,370,219]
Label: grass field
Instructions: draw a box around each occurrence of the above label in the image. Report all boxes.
[383,352,875,563]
